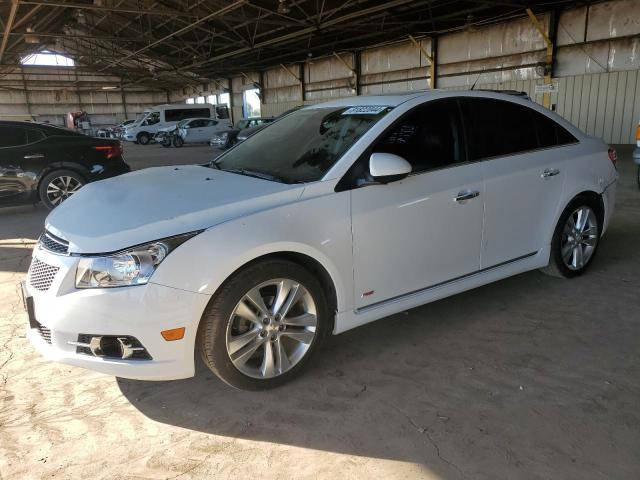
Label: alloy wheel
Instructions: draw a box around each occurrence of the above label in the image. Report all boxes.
[561,206,598,271]
[225,279,318,379]
[46,176,82,206]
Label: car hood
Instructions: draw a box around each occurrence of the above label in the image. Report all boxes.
[45,165,304,253]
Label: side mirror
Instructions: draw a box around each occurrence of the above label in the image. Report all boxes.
[369,152,412,183]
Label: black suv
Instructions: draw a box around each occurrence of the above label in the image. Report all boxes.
[0,121,130,209]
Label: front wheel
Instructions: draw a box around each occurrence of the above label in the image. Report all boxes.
[137,132,150,145]
[38,169,85,210]
[161,137,172,148]
[198,259,329,390]
[173,136,184,148]
[541,197,601,278]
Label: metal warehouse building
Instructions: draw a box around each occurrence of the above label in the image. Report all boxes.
[0,0,639,145]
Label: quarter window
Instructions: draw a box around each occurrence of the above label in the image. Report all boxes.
[373,99,464,173]
[530,110,578,148]
[0,126,28,147]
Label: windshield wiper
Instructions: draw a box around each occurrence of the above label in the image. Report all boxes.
[222,168,285,183]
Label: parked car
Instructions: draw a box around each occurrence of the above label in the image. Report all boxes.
[634,118,640,188]
[24,91,617,390]
[174,117,233,147]
[210,117,274,149]
[0,121,130,209]
[236,107,304,144]
[123,103,230,145]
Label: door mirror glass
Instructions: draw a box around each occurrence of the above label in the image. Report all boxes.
[369,152,412,182]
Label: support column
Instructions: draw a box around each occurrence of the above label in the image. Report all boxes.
[120,83,128,119]
[430,36,438,89]
[354,51,361,96]
[408,35,435,89]
[299,62,305,102]
[20,66,32,116]
[526,8,557,109]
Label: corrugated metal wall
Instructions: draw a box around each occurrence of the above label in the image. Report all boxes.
[168,0,640,144]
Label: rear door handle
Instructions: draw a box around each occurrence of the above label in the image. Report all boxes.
[454,190,480,203]
[541,168,560,178]
[23,154,44,159]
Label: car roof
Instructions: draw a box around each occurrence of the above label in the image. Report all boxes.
[305,89,534,109]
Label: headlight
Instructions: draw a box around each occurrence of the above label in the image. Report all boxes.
[75,232,199,288]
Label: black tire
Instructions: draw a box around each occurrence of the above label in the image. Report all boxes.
[173,136,184,148]
[137,132,150,145]
[540,195,602,278]
[198,259,329,390]
[38,169,85,210]
[161,138,172,148]
[637,165,639,190]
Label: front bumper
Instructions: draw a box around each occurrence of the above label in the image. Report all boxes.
[24,246,210,380]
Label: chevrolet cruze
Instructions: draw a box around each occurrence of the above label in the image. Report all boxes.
[23,91,618,390]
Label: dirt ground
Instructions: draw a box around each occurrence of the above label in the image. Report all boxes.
[1,143,639,479]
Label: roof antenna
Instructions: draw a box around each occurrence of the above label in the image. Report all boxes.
[470,71,483,90]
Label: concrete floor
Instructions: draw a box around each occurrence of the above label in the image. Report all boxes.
[0,144,639,479]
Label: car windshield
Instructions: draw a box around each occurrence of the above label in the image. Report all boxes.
[177,119,190,127]
[212,106,391,183]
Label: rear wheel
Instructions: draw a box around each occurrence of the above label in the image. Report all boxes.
[38,169,85,210]
[198,259,328,390]
[541,197,601,278]
[137,132,150,145]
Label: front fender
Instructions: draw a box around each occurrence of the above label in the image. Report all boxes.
[149,189,354,318]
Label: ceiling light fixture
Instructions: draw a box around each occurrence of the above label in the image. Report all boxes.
[277,0,290,14]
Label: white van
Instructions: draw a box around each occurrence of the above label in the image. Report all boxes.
[123,103,231,145]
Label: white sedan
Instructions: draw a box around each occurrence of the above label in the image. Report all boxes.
[24,91,617,390]
[174,117,233,147]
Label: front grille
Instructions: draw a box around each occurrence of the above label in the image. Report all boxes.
[31,319,52,344]
[28,258,59,291]
[39,231,69,255]
[36,321,52,344]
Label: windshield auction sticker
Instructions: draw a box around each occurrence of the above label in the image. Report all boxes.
[342,106,387,115]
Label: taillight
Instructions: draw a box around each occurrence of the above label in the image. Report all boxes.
[608,147,617,166]
[94,142,122,160]
[636,124,640,142]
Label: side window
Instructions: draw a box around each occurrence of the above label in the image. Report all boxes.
[531,110,578,148]
[0,126,28,147]
[373,99,464,173]
[165,109,180,122]
[144,112,160,125]
[206,120,218,127]
[216,106,229,119]
[463,98,538,160]
[189,119,203,128]
[26,128,46,144]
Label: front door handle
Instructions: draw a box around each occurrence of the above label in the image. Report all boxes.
[454,190,480,203]
[23,154,44,159]
[541,168,560,178]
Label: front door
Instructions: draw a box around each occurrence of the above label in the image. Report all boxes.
[350,99,485,309]
[0,125,37,206]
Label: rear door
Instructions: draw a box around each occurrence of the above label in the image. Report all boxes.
[200,119,220,140]
[462,98,568,268]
